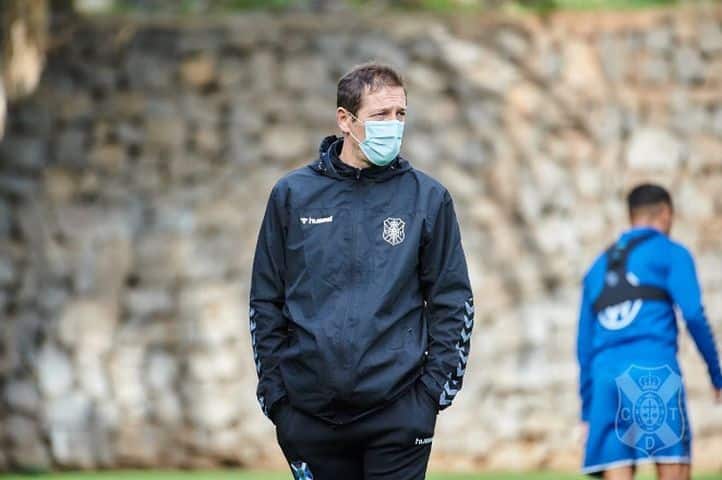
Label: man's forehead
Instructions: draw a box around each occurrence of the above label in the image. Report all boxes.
[360,85,407,111]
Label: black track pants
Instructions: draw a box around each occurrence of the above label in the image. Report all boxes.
[275,380,438,480]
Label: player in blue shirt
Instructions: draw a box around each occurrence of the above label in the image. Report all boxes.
[577,183,722,480]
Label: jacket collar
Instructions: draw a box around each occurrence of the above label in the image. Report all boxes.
[309,135,411,182]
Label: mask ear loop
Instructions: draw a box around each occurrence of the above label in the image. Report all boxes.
[343,109,364,145]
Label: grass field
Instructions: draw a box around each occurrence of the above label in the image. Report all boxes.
[107,0,685,14]
[1,472,721,480]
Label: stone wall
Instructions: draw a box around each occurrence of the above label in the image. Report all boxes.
[1,5,722,472]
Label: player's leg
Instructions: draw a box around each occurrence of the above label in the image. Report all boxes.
[655,462,690,480]
[603,465,634,480]
[583,366,638,479]
[275,403,364,480]
[363,380,438,480]
[364,438,433,480]
[654,368,692,480]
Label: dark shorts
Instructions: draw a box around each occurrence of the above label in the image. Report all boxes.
[275,380,438,480]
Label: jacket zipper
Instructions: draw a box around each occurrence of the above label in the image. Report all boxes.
[344,169,362,372]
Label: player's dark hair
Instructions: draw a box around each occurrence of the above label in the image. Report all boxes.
[337,62,406,117]
[627,183,673,217]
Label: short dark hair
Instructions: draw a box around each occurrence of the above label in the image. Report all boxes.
[627,183,673,217]
[337,62,405,116]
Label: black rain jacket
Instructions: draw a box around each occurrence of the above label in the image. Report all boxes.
[250,135,474,425]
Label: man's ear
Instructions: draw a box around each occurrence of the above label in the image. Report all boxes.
[662,205,674,233]
[336,107,351,135]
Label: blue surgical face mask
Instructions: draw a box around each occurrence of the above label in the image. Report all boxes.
[346,110,405,167]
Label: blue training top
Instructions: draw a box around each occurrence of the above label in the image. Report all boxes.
[577,226,722,421]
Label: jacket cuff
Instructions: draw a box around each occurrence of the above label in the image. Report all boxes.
[268,396,289,425]
[261,387,288,421]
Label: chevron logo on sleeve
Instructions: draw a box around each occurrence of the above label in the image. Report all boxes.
[440,297,474,407]
[250,307,267,415]
[249,308,261,376]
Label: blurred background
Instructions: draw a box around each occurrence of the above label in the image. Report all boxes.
[1,0,722,478]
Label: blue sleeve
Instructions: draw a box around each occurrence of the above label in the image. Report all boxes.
[667,245,722,389]
[249,186,289,420]
[577,280,595,421]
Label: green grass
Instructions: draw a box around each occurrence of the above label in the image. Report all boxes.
[381,0,679,13]
[102,0,688,15]
[508,0,679,13]
[0,472,721,480]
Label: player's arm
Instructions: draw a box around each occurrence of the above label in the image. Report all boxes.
[577,281,595,422]
[418,190,474,411]
[667,245,722,392]
[249,185,289,420]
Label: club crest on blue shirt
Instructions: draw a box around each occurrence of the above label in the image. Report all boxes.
[290,461,314,480]
[615,364,685,455]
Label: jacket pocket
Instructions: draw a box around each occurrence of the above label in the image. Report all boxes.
[296,208,350,288]
[416,380,439,416]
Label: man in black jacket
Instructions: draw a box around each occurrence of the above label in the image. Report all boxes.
[249,62,474,480]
